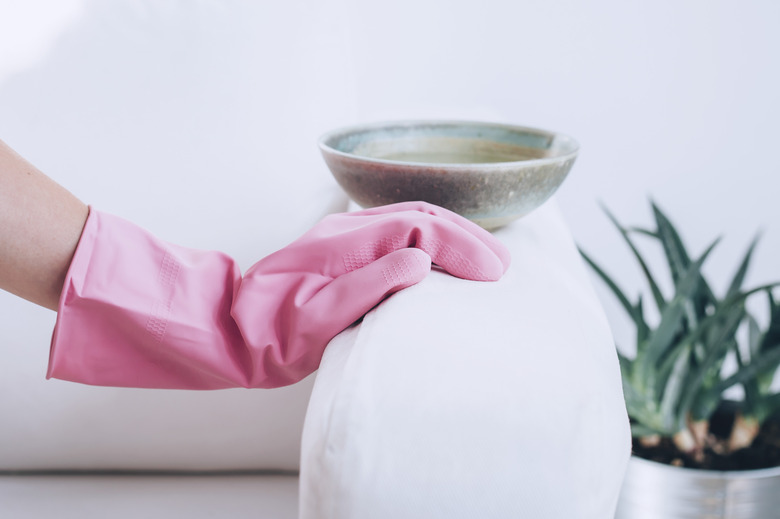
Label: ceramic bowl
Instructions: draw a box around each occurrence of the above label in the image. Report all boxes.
[318,120,579,229]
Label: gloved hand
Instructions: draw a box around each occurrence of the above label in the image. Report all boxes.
[48,202,510,389]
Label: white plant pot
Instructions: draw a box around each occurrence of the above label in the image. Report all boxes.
[614,455,780,518]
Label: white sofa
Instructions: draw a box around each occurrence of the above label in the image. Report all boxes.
[0,2,630,517]
[0,200,630,519]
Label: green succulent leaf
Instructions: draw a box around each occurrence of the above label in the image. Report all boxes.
[640,238,719,379]
[678,302,746,422]
[582,202,780,440]
[621,379,648,420]
[706,339,780,402]
[692,391,725,425]
[617,349,633,374]
[601,203,667,312]
[755,291,780,393]
[760,291,780,355]
[579,248,634,320]
[738,362,760,420]
[580,248,653,346]
[755,392,780,424]
[744,314,770,397]
[647,284,759,422]
[725,234,761,299]
[627,227,658,239]
[651,201,691,285]
[652,201,719,325]
[631,422,663,438]
[748,313,762,357]
[635,296,650,345]
[620,374,661,429]
[658,344,692,432]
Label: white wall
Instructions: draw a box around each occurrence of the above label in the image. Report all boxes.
[343,0,780,347]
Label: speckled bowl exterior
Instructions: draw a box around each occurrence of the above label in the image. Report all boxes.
[318,121,579,229]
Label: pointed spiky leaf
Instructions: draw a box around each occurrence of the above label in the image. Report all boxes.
[635,296,650,345]
[738,332,761,419]
[621,377,653,425]
[755,291,780,393]
[651,201,691,284]
[659,344,692,432]
[601,204,667,312]
[760,290,780,355]
[640,239,719,376]
[627,227,658,239]
[707,342,780,400]
[744,314,770,397]
[748,313,762,357]
[580,248,634,319]
[725,233,761,299]
[680,302,746,422]
[652,201,719,324]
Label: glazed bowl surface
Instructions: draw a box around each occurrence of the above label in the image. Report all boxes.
[319,120,579,229]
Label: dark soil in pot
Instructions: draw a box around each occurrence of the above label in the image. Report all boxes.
[632,404,780,471]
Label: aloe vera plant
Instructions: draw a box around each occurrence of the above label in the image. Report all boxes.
[581,201,780,463]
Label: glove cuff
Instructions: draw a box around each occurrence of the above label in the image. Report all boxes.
[48,208,250,389]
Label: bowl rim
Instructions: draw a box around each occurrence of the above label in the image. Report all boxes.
[317,119,579,169]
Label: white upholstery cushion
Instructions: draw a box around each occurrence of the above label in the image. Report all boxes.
[300,200,631,518]
[0,474,298,519]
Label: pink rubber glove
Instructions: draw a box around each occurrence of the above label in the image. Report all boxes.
[48,202,510,389]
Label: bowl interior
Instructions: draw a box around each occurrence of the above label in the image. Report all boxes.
[322,122,578,165]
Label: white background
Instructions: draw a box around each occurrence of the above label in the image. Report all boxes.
[341,0,780,348]
[0,0,778,468]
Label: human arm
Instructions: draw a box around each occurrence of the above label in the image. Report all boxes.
[0,140,511,389]
[49,202,510,388]
[0,139,88,310]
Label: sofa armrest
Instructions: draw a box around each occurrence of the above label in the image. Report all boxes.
[300,198,631,518]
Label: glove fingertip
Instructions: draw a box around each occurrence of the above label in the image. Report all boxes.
[497,244,512,274]
[382,247,432,291]
[469,253,507,282]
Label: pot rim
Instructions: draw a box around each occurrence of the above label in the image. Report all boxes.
[629,453,780,479]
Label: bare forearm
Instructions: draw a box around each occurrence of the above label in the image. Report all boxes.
[0,140,88,310]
